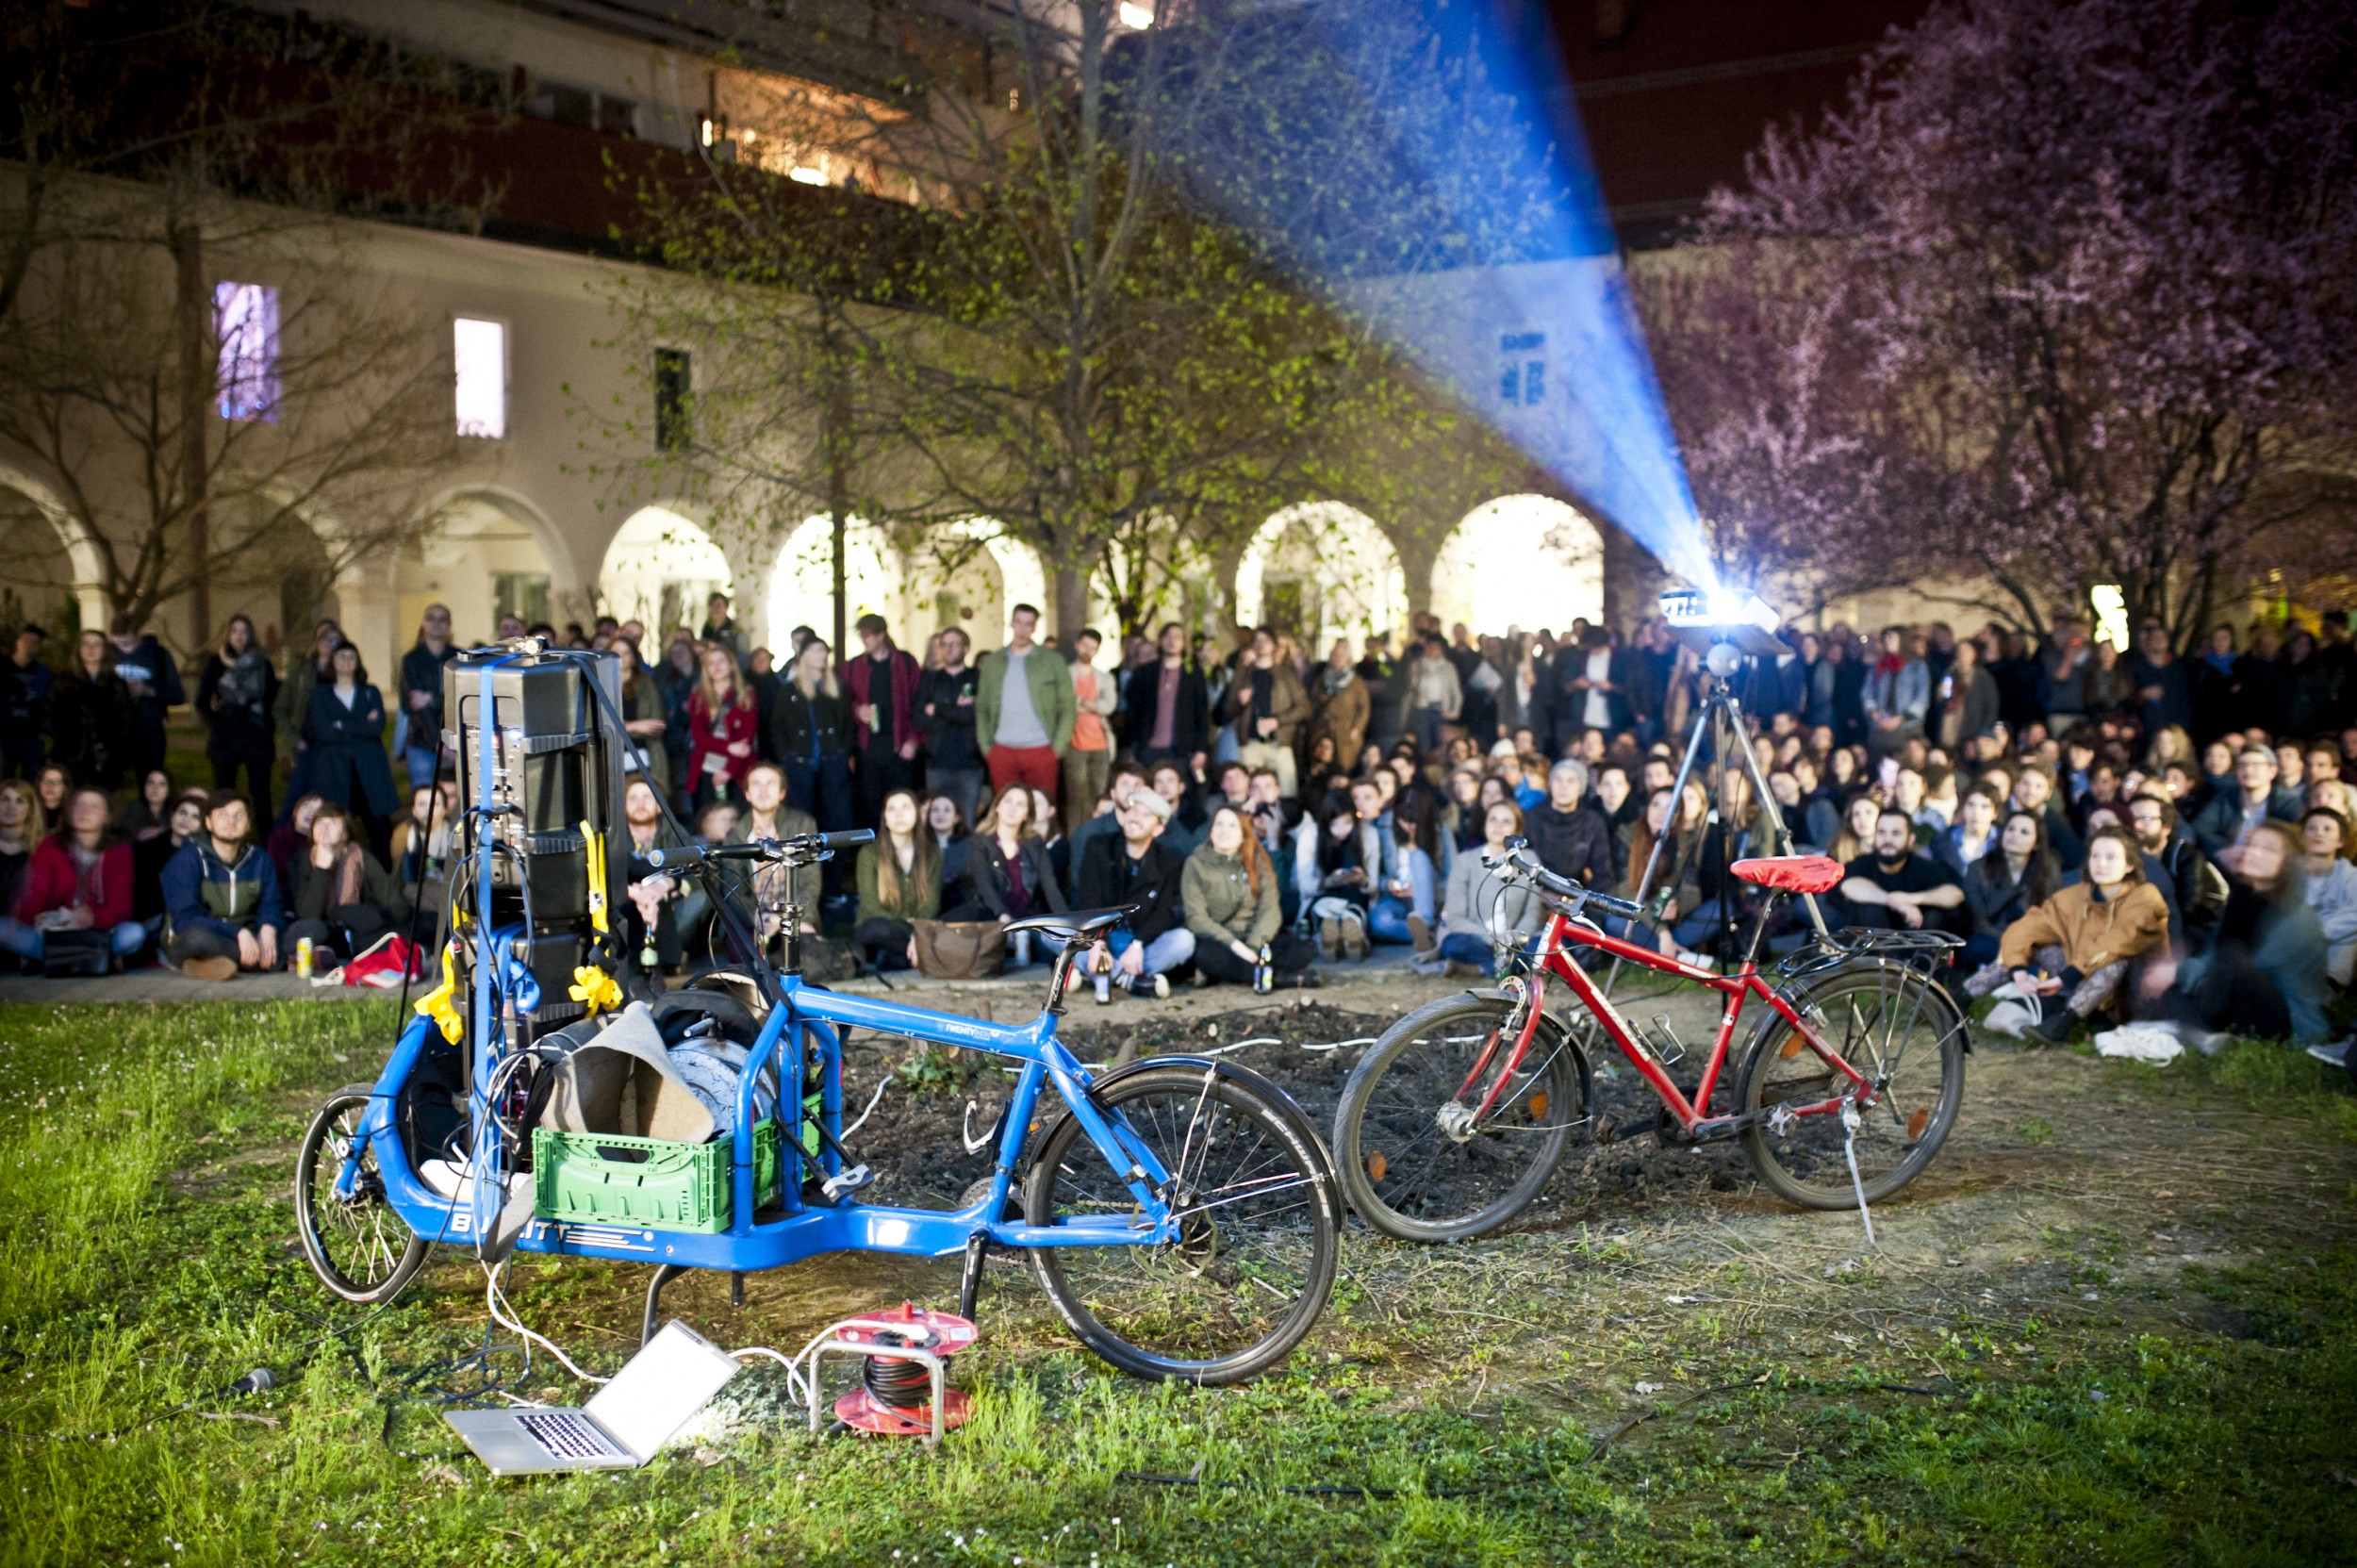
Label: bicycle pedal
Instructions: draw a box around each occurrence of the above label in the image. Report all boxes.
[821,1164,874,1201]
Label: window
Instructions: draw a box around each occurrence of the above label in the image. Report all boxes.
[453,318,507,438]
[654,348,692,452]
[494,572,551,630]
[214,281,279,421]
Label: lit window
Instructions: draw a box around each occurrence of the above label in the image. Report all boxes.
[788,165,827,185]
[1118,1,1154,28]
[453,318,507,438]
[214,282,279,421]
[2090,585,2131,649]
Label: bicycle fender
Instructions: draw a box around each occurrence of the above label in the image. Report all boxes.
[1461,987,1597,1120]
[1744,962,1973,1070]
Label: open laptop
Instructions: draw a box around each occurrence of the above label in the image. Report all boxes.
[445,1319,742,1477]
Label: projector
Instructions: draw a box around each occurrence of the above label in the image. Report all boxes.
[1658,588,1787,659]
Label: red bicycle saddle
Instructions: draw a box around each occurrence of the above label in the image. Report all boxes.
[1729,854,1846,894]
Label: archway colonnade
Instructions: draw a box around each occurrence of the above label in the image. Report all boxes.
[0,471,1616,673]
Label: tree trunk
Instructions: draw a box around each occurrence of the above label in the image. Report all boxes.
[1051,555,1091,646]
[172,222,211,644]
[823,349,851,654]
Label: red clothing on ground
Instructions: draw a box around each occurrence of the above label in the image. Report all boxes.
[12,837,135,929]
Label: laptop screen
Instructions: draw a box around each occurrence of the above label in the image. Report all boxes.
[585,1321,742,1461]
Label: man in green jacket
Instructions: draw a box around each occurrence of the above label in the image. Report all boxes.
[976,603,1076,811]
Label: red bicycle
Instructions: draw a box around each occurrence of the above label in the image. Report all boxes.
[1333,841,1969,1242]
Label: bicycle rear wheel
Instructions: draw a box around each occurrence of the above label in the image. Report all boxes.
[1025,1061,1340,1384]
[1332,991,1587,1243]
[1738,963,1966,1209]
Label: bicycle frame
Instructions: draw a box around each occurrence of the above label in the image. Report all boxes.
[1479,908,1876,1141]
[340,975,1187,1276]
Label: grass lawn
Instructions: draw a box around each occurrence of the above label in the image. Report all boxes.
[2,998,2354,1566]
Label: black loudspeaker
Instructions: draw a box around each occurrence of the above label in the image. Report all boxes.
[443,646,628,1020]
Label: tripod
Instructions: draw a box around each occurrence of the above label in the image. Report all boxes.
[1603,642,1826,995]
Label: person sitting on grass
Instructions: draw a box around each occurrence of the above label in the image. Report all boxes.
[160,790,283,981]
[1073,788,1194,1000]
[853,788,940,973]
[0,785,146,971]
[284,803,411,972]
[2296,808,2357,1068]
[1988,825,2171,1043]
[953,784,1067,966]
[1838,804,1970,939]
[1183,803,1317,988]
[1426,800,1541,980]
[2141,818,2330,1053]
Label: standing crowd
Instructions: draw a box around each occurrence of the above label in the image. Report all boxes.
[1,593,2351,1060]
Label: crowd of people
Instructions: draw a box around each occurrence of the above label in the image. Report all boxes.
[1,590,2351,1061]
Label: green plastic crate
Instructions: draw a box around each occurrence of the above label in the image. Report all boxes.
[532,1119,783,1233]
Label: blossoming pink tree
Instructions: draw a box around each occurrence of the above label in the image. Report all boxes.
[1653,0,2357,641]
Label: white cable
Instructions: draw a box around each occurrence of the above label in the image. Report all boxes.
[482,1264,612,1385]
[840,1076,892,1139]
[728,1345,813,1407]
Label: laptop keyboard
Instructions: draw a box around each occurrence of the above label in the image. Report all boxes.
[518,1411,622,1461]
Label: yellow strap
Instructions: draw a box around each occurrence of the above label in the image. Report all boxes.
[569,819,621,1015]
[414,940,465,1043]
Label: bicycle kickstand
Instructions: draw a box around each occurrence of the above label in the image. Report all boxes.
[958,1231,989,1321]
[1839,1100,1876,1248]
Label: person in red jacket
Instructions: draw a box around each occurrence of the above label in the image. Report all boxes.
[0,785,146,968]
[685,642,759,810]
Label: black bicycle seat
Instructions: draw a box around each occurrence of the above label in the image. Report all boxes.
[1003,904,1139,942]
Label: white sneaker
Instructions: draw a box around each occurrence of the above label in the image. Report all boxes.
[1150,972,1170,1000]
[2305,1036,2352,1069]
[1982,999,2036,1039]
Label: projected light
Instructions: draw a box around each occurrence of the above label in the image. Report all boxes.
[1660,587,1780,637]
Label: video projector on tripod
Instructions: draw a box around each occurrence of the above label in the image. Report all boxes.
[1658,587,1787,662]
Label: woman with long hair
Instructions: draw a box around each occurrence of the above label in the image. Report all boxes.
[853,788,940,971]
[1829,790,1884,867]
[1959,808,2061,978]
[612,636,671,799]
[1368,791,1441,955]
[958,784,1066,964]
[686,642,758,810]
[49,631,136,791]
[195,613,279,822]
[283,802,410,968]
[133,788,209,940]
[1184,802,1317,985]
[769,636,855,830]
[119,768,174,840]
[0,779,46,922]
[0,784,145,968]
[1990,824,2169,1043]
[31,765,68,822]
[1428,800,1539,978]
[273,619,341,761]
[288,642,396,855]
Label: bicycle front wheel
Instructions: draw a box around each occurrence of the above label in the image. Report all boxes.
[295,1085,429,1304]
[1025,1061,1340,1384]
[1332,991,1587,1243]
[1738,963,1966,1209]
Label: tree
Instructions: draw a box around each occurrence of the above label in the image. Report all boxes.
[1663,0,2357,640]
[598,0,1536,646]
[1,0,499,641]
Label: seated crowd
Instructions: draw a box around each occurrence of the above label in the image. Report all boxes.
[1,594,2351,1059]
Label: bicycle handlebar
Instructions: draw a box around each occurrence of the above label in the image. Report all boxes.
[634,829,874,872]
[1482,839,1646,923]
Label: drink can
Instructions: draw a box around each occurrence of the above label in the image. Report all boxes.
[295,935,314,979]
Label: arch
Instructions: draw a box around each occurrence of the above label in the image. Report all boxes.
[596,504,736,643]
[1429,495,1604,638]
[767,514,895,654]
[0,460,110,633]
[1234,503,1408,651]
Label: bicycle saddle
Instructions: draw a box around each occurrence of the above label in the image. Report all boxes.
[1002,904,1140,942]
[1730,854,1846,894]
